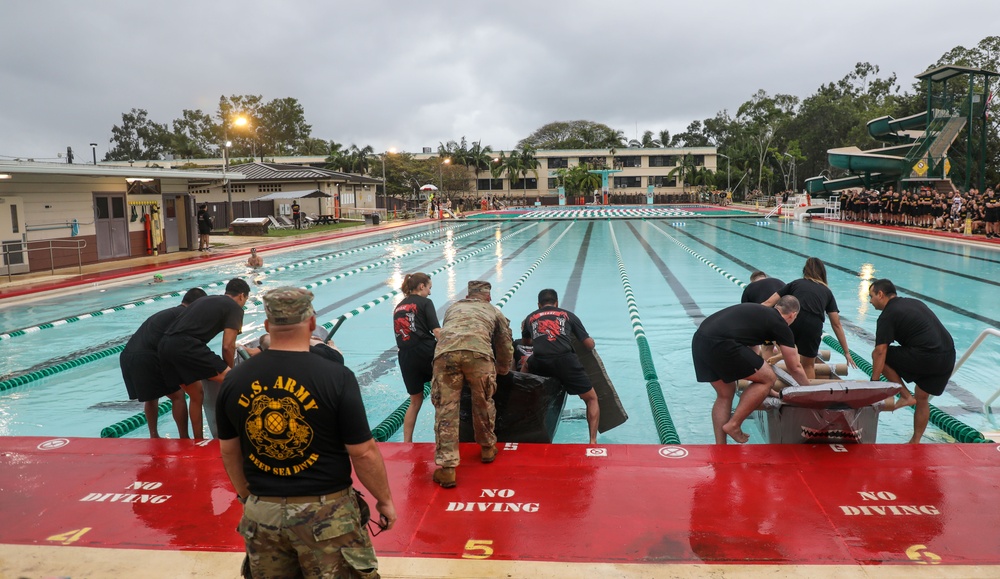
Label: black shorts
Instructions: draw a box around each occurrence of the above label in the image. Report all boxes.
[692,336,764,384]
[526,353,592,395]
[198,223,212,235]
[120,350,179,402]
[158,334,228,387]
[790,314,824,358]
[886,346,955,396]
[398,340,435,395]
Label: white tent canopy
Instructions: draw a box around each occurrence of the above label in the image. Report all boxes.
[253,189,331,201]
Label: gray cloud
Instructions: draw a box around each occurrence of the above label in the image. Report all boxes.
[2,0,997,160]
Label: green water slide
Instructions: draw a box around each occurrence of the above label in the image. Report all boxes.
[867,112,927,143]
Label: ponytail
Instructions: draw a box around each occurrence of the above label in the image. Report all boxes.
[401,272,431,295]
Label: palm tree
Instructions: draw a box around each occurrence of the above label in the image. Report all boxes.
[467,141,495,193]
[491,151,508,197]
[667,153,698,193]
[515,147,540,203]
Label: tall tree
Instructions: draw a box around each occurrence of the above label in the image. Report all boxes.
[104,108,169,161]
[518,120,625,149]
[258,97,312,157]
[168,109,215,159]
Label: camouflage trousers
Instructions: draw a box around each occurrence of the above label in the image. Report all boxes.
[432,350,497,468]
[239,488,379,579]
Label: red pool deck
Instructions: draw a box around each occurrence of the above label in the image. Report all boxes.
[1,436,998,577]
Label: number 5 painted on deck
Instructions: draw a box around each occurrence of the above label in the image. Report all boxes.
[463,539,494,559]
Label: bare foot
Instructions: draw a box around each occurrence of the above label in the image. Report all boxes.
[722,423,749,444]
[895,394,917,410]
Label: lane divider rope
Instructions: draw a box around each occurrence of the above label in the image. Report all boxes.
[608,222,680,445]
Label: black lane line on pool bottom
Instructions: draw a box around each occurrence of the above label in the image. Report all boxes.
[625,221,706,327]
[352,223,558,389]
[698,220,1000,328]
[806,221,1000,267]
[729,219,1000,289]
[560,222,595,313]
[664,221,982,408]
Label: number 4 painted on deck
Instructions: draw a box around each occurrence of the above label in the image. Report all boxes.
[462,539,494,559]
[47,527,92,545]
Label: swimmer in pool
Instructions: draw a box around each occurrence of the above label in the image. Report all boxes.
[246,248,263,268]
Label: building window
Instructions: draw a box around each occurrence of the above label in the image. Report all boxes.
[547,157,568,169]
[613,176,642,188]
[649,155,677,167]
[579,156,607,168]
[509,178,538,190]
[692,155,705,166]
[616,156,641,168]
[230,184,246,193]
[477,178,504,191]
[548,178,559,189]
[259,183,282,193]
[2,241,24,266]
[10,204,18,233]
[649,175,677,187]
[189,187,210,195]
[341,192,356,205]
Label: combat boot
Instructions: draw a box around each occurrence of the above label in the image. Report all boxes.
[433,467,456,488]
[480,444,498,464]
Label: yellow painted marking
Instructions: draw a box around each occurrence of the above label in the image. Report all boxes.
[462,539,495,559]
[46,527,92,545]
[905,544,941,565]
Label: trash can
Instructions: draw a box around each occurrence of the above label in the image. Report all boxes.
[366,213,380,225]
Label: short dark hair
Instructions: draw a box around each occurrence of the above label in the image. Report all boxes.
[870,279,897,296]
[181,287,207,305]
[750,271,767,282]
[226,278,251,297]
[775,295,800,315]
[537,288,558,306]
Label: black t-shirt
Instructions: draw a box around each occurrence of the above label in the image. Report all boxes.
[777,279,838,320]
[875,297,955,353]
[694,303,795,348]
[165,295,244,343]
[123,305,185,354]
[521,305,590,357]
[741,278,784,304]
[310,342,345,365]
[393,295,440,349]
[216,350,372,496]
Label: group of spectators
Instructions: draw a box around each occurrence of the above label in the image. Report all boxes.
[839,185,1000,237]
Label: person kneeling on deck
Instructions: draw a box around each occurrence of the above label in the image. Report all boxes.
[691,298,810,444]
[521,289,600,444]
[431,280,513,488]
[868,279,956,444]
[217,287,396,578]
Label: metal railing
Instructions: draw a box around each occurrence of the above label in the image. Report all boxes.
[3,239,87,282]
[952,328,1000,418]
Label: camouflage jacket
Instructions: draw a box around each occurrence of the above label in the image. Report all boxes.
[435,298,514,374]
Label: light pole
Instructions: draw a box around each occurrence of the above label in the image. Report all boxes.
[90,143,98,165]
[224,139,233,225]
[439,157,451,192]
[232,116,253,159]
[380,148,396,218]
[718,153,731,192]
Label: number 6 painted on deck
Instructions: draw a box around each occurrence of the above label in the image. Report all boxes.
[463,539,494,559]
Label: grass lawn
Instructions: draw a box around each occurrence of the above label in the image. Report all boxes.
[264,220,366,238]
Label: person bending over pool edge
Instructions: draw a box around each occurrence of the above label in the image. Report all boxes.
[521,288,600,445]
[691,297,810,444]
[868,279,956,444]
[157,277,250,439]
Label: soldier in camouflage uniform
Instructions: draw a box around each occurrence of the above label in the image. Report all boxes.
[431,280,514,488]
[217,287,397,578]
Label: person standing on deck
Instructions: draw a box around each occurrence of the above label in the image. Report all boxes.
[197,204,212,251]
[868,279,956,444]
[431,280,513,488]
[291,200,302,229]
[217,287,396,578]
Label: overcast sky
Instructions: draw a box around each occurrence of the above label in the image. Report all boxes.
[2,1,998,162]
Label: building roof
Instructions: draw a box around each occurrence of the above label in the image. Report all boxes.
[0,160,241,180]
[915,65,1000,82]
[254,189,331,201]
[224,162,380,183]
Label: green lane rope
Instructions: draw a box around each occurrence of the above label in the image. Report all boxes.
[0,344,126,393]
[608,222,679,444]
[0,223,465,342]
[647,221,990,445]
[372,382,431,442]
[100,398,174,438]
[369,223,574,442]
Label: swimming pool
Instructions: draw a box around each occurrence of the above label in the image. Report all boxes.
[2,213,997,444]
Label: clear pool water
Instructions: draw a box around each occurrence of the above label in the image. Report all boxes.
[2,214,997,444]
